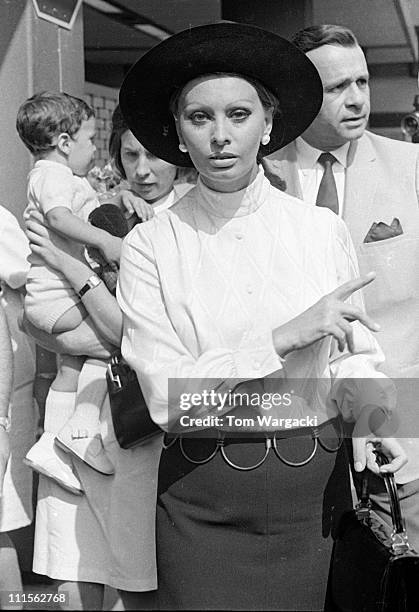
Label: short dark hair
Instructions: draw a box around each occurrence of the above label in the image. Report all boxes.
[108,104,128,179]
[16,91,94,155]
[292,24,359,54]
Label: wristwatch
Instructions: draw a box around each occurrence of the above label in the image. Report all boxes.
[0,416,10,432]
[77,274,102,299]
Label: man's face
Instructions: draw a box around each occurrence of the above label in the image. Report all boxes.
[301,44,370,150]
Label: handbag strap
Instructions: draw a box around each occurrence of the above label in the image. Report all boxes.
[373,451,404,534]
[359,450,412,555]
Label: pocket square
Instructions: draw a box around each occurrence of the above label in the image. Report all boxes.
[363,217,403,243]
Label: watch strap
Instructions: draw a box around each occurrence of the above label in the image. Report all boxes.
[77,274,102,299]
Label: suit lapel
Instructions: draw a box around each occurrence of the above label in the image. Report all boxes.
[343,134,378,247]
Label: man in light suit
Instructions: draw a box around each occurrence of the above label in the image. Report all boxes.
[266,23,419,545]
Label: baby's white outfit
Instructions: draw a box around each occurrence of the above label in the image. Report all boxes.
[24,160,98,333]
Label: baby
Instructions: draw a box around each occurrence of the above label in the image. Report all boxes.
[17,92,123,487]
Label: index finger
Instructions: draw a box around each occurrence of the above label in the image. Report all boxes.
[352,436,367,472]
[331,272,376,301]
[25,215,48,237]
[145,206,155,220]
[27,209,45,224]
[131,197,148,217]
[121,193,134,215]
[378,439,408,474]
[25,223,49,241]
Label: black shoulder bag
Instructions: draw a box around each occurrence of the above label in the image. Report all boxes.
[106,351,162,448]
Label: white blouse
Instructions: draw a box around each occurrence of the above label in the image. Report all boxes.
[117,168,391,431]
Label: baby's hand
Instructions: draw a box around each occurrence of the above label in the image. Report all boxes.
[100,234,122,267]
[119,189,154,221]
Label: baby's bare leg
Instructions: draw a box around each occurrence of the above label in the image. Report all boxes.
[52,354,84,392]
[71,358,108,430]
[55,359,114,474]
[53,313,111,429]
[41,353,84,435]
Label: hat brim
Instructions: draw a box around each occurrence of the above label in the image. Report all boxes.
[119,22,323,167]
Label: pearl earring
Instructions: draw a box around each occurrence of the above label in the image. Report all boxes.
[178,143,188,153]
[261,134,271,146]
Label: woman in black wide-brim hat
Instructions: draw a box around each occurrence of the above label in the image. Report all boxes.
[117,22,405,611]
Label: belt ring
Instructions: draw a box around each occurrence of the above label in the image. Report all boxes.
[179,437,221,464]
[220,437,272,471]
[162,433,178,450]
[317,420,344,453]
[273,434,317,467]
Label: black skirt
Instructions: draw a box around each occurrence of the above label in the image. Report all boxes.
[156,423,352,611]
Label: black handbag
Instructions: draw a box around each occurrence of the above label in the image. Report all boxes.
[106,351,162,448]
[330,451,419,612]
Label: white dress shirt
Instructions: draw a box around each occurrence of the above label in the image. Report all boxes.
[295,138,350,216]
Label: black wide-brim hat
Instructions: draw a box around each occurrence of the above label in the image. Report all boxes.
[119,22,323,167]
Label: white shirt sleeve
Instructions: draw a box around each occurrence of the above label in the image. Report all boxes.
[30,166,75,215]
[117,227,283,430]
[0,207,30,289]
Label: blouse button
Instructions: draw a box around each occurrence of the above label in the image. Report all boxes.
[253,360,260,370]
[235,233,244,240]
[246,285,253,294]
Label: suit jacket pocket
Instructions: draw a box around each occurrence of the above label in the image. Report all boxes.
[357,234,419,313]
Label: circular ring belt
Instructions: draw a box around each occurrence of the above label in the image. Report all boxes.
[162,419,343,471]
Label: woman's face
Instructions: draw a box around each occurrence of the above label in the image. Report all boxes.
[175,75,272,192]
[120,130,177,203]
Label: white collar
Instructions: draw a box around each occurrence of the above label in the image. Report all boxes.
[33,159,73,173]
[196,166,269,219]
[152,189,176,214]
[295,137,350,172]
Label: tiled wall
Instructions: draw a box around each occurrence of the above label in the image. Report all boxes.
[84,82,119,168]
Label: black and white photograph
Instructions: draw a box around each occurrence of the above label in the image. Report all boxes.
[1,1,419,610]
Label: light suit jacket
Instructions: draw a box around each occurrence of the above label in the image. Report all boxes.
[266,131,419,481]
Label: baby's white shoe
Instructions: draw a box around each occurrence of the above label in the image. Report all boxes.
[24,432,84,495]
[55,422,115,475]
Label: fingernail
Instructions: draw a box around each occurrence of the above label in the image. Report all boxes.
[373,322,381,331]
[354,461,363,472]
